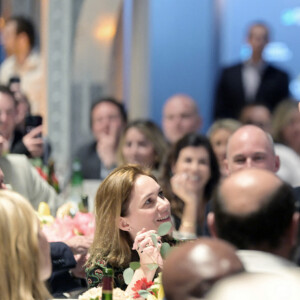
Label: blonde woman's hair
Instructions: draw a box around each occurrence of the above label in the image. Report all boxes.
[88,164,155,268]
[0,190,50,300]
[272,99,298,144]
[117,120,168,170]
[207,118,242,138]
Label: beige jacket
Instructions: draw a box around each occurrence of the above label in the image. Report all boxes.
[0,154,58,212]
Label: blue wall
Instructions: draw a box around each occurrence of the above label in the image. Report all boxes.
[149,0,216,133]
[124,0,300,133]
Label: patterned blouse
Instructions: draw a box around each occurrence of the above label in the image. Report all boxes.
[85,237,176,291]
[85,258,128,291]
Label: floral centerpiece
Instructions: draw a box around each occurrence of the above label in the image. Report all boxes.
[38,201,95,242]
[79,287,132,300]
[42,211,95,242]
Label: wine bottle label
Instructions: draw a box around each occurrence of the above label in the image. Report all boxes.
[102,276,113,290]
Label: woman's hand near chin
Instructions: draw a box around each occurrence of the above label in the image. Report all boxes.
[132,228,163,269]
[170,172,199,205]
[171,173,200,235]
[126,228,163,295]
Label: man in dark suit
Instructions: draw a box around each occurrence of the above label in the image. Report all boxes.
[214,22,289,120]
[76,97,127,179]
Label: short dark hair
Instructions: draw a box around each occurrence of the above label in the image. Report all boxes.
[247,21,270,41]
[90,97,127,126]
[8,16,35,49]
[213,182,296,250]
[0,85,17,107]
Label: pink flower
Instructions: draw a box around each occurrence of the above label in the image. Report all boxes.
[43,216,75,241]
[73,212,95,236]
[42,213,95,242]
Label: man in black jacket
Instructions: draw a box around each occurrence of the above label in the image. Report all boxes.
[48,236,92,297]
[214,22,289,120]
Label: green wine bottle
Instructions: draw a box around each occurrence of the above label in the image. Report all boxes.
[102,267,114,300]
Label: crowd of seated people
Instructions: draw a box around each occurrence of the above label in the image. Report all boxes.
[2,14,300,300]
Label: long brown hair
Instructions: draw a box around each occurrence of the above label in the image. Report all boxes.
[88,165,155,268]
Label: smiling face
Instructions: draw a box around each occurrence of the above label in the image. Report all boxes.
[122,127,156,167]
[120,175,172,239]
[226,126,279,174]
[172,146,211,193]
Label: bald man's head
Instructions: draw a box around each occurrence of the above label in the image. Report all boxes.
[162,94,202,143]
[209,169,297,256]
[225,125,279,174]
[163,238,244,300]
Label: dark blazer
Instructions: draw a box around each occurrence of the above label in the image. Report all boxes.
[48,242,87,296]
[214,62,289,120]
[76,141,101,179]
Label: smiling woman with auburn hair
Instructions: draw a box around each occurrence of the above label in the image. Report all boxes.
[86,165,174,296]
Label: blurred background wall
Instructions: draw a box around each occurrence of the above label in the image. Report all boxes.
[0,0,298,169]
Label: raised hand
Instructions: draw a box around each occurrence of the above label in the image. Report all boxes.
[65,235,93,255]
[22,125,44,157]
[96,122,120,168]
[170,172,199,205]
[132,228,163,269]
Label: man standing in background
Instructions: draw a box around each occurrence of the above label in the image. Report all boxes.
[0,15,45,120]
[214,22,289,120]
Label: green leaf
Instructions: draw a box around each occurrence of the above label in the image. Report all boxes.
[147,263,158,270]
[123,267,134,285]
[157,221,172,236]
[129,261,140,270]
[160,242,171,258]
[138,290,151,299]
[151,233,158,247]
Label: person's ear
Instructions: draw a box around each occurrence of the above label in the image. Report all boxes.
[118,217,131,232]
[274,155,280,173]
[207,212,218,238]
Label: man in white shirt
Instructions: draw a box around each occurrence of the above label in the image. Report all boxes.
[0,16,45,118]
